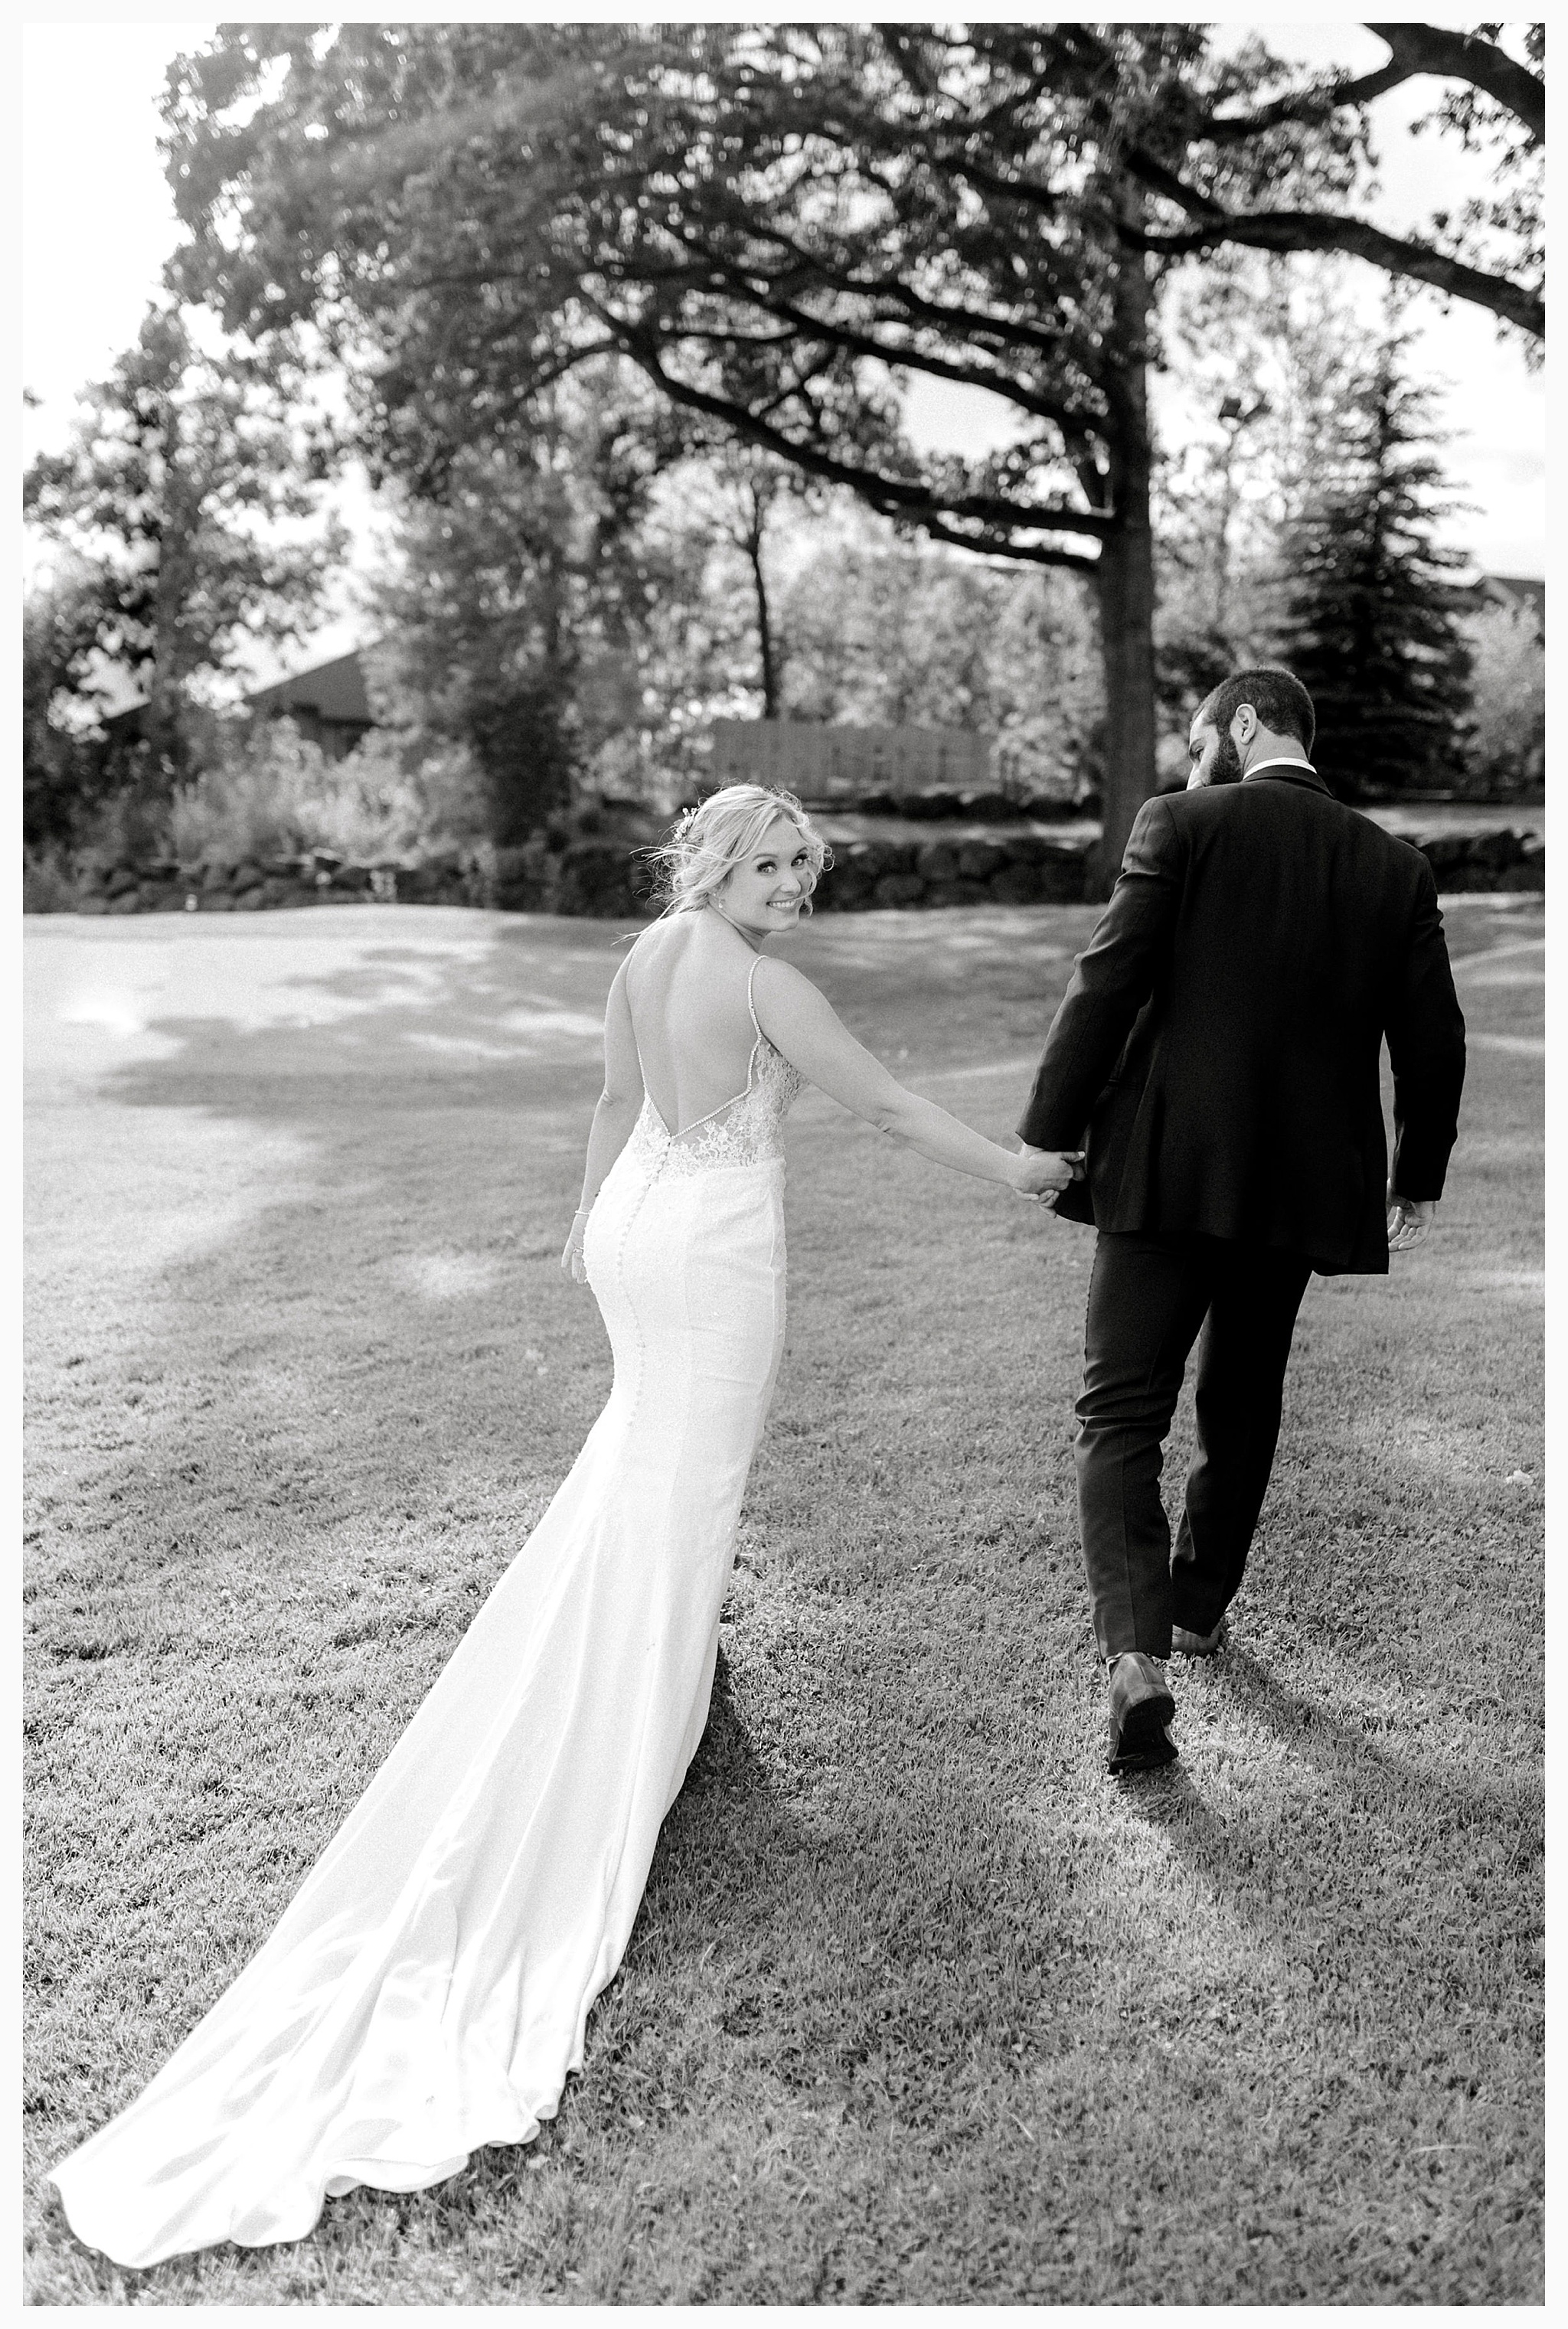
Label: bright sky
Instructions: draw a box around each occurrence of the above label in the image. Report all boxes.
[23,14,1545,666]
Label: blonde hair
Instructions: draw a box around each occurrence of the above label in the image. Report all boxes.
[647,783,831,916]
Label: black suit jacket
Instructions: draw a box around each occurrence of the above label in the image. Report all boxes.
[1018,768,1466,1274]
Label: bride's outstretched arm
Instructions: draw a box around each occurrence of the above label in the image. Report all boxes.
[753,956,1077,1197]
[562,960,643,1279]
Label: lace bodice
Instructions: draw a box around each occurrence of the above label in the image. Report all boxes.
[628,1033,803,1177]
[623,953,802,1178]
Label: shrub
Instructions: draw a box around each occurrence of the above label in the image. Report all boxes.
[1462,599,1544,796]
[165,719,319,864]
[991,713,1101,808]
[70,775,182,877]
[166,718,492,867]
[21,851,80,913]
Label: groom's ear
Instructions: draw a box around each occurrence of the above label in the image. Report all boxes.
[1230,703,1258,746]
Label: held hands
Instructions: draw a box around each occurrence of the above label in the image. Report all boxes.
[1011,1143,1085,1206]
[1387,1190,1437,1253]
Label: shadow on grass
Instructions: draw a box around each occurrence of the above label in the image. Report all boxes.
[1131,1644,1540,1837]
[1114,1638,1543,2046]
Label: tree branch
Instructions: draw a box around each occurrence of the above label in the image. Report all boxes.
[1175,22,1541,145]
[1124,148,1544,338]
[1194,59,1410,141]
[629,196,1080,368]
[612,330,1103,561]
[1366,22,1544,141]
[629,248,1103,438]
[913,512,1100,570]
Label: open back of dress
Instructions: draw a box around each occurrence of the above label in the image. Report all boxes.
[624,920,766,1144]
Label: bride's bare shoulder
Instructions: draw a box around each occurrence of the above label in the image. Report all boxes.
[626,917,674,959]
[753,949,818,995]
[751,951,830,1024]
[622,916,683,982]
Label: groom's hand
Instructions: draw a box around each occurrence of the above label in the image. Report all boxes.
[1011,1142,1085,1205]
[1387,1190,1437,1253]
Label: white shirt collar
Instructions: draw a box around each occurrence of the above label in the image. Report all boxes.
[1243,756,1318,779]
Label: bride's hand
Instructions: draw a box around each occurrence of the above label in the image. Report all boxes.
[1010,1145,1083,1203]
[560,1210,590,1284]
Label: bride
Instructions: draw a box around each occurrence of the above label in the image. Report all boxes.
[50,783,1078,2268]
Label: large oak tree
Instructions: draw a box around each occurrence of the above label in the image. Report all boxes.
[161,21,1542,882]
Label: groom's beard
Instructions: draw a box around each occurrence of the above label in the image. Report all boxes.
[1208,733,1245,786]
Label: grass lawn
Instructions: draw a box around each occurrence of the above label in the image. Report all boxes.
[24,894,1543,2305]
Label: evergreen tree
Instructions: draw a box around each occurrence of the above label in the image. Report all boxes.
[1277,319,1474,799]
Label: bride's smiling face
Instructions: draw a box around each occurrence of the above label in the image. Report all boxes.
[715,815,814,936]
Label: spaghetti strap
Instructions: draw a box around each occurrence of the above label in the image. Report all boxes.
[739,956,765,1091]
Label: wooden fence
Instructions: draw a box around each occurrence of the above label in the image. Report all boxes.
[708,718,991,801]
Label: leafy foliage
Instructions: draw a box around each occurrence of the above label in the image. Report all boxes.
[363,373,684,843]
[772,529,1103,802]
[1406,22,1544,354]
[162,24,1148,563]
[154,20,1540,877]
[1148,250,1546,799]
[1124,22,1543,344]
[22,560,121,851]
[1152,252,1369,733]
[161,717,485,870]
[159,21,1540,534]
[673,443,803,721]
[24,305,343,782]
[158,22,1214,875]
[1460,597,1544,795]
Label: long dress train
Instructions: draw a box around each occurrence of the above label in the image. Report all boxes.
[48,989,803,2269]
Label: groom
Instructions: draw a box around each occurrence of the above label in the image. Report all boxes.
[1018,666,1466,1773]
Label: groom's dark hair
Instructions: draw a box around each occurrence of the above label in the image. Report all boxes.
[1200,666,1316,756]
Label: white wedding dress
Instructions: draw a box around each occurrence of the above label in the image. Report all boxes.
[50,960,803,2269]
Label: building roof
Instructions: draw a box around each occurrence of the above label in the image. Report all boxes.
[246,647,373,723]
[1483,573,1544,620]
[99,644,376,733]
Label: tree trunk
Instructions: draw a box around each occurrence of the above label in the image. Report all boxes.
[1089,191,1159,899]
[145,403,193,789]
[484,543,575,844]
[1092,513,1158,895]
[743,487,779,718]
[752,549,778,719]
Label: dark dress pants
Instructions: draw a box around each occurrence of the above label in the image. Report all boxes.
[1075,1231,1313,1661]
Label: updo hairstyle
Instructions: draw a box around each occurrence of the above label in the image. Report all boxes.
[647,783,831,916]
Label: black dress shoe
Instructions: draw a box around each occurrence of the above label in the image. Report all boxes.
[1106,1651,1178,1774]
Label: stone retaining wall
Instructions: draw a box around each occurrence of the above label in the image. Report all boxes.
[28,819,1544,921]
[472,822,1547,914]
[54,850,491,917]
[812,829,1097,911]
[1414,828,1547,889]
